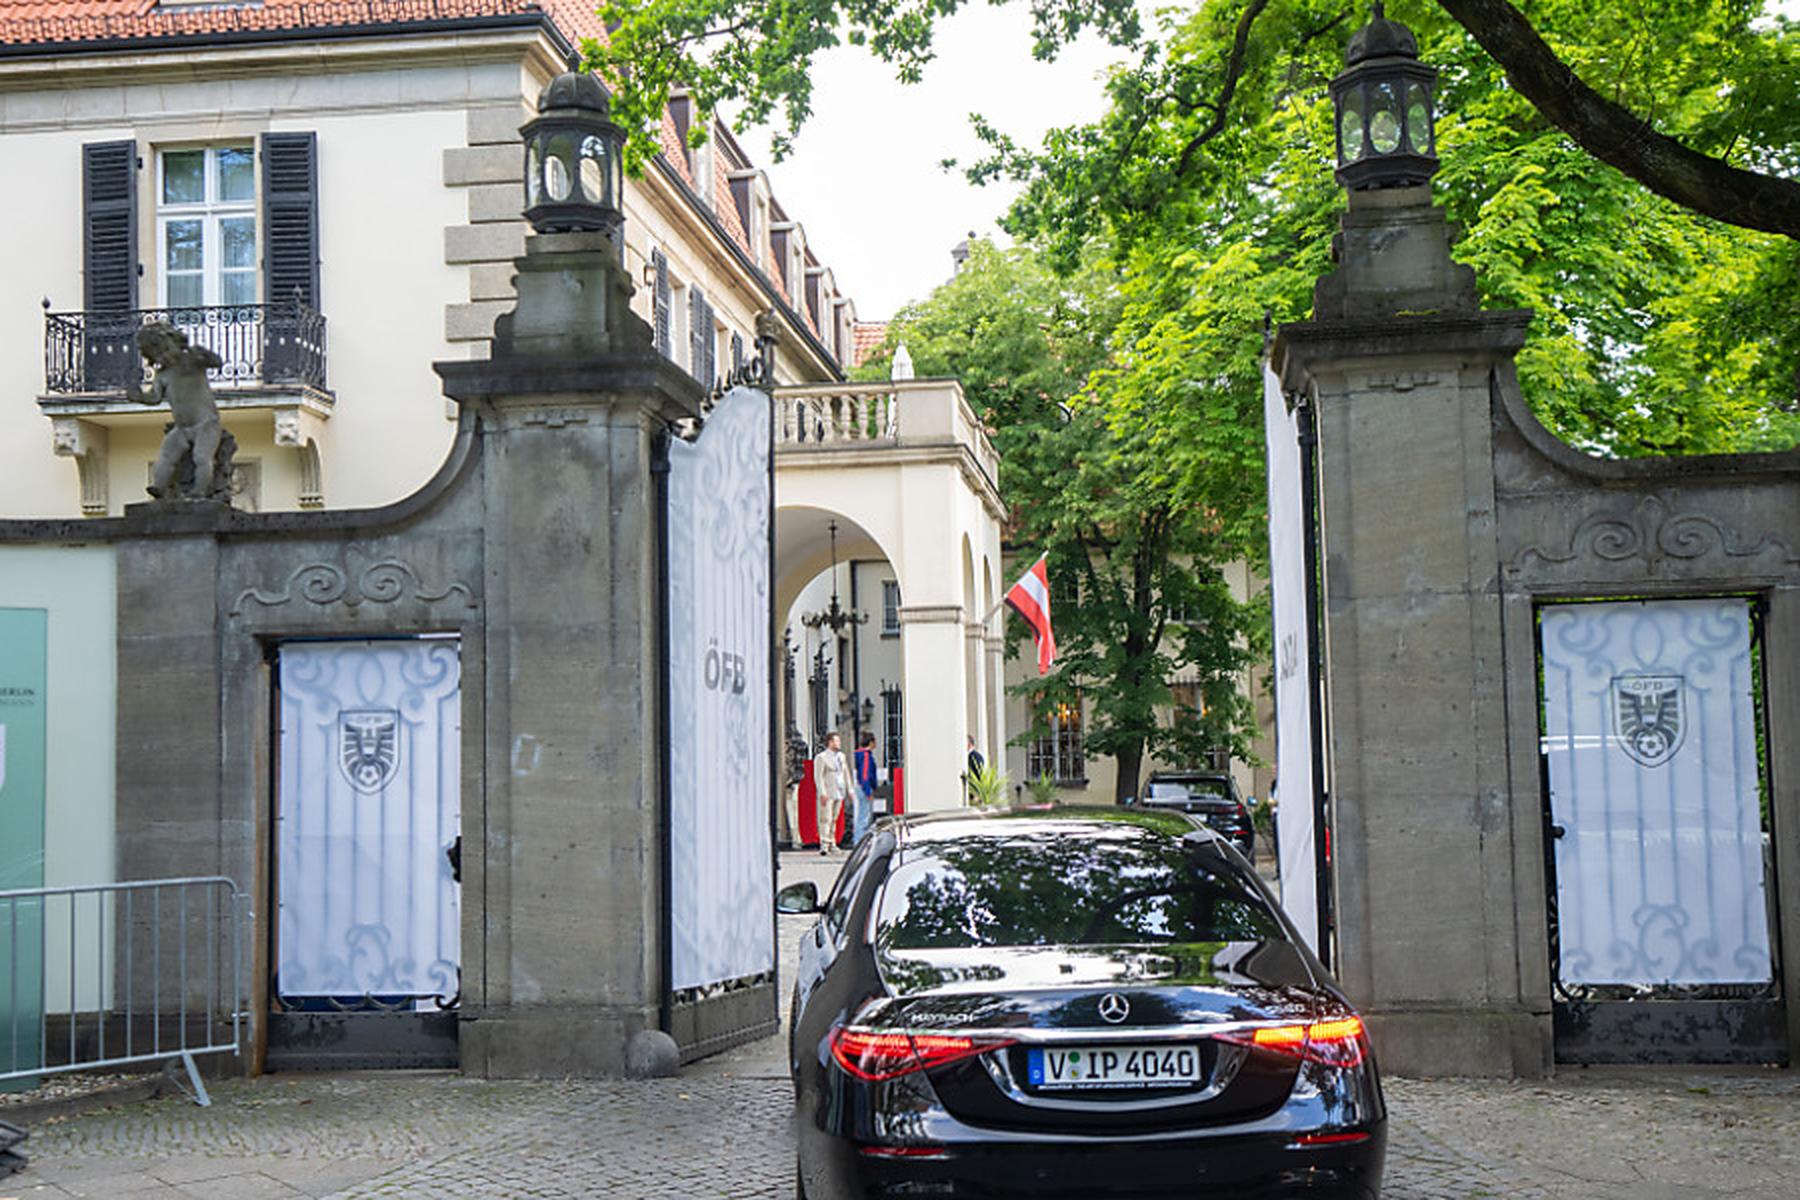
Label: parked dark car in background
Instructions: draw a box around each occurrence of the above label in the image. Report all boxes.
[1136,770,1255,858]
[777,808,1385,1199]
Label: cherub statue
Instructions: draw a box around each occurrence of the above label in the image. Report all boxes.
[126,322,236,502]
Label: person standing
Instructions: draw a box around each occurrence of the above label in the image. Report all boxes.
[964,734,986,803]
[813,731,850,856]
[853,731,879,846]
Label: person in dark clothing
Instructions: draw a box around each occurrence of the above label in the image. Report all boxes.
[853,731,879,846]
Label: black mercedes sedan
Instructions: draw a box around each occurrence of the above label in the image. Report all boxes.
[777,808,1384,1199]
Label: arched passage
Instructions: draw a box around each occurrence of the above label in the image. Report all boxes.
[775,505,905,847]
[774,378,1006,815]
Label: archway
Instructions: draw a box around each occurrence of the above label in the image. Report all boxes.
[775,507,904,848]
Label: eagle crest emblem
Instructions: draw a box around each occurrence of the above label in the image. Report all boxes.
[339,708,400,793]
[1611,675,1685,769]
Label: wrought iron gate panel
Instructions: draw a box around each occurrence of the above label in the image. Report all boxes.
[1538,598,1782,1063]
[274,639,461,1013]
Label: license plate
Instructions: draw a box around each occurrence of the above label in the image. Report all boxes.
[1026,1045,1202,1090]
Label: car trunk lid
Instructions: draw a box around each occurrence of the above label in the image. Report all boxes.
[864,940,1322,1133]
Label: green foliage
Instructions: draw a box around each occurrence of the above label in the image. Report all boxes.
[986,0,1800,459]
[869,241,1258,802]
[1026,772,1060,805]
[967,760,1009,807]
[593,0,1800,457]
[586,0,1145,167]
[592,0,1800,797]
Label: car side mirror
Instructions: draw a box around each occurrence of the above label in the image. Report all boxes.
[1121,796,1137,808]
[776,880,822,915]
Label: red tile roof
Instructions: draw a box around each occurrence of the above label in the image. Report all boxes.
[851,321,889,369]
[0,0,604,49]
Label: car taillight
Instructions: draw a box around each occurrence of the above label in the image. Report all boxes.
[829,1027,1018,1082]
[1218,1015,1369,1068]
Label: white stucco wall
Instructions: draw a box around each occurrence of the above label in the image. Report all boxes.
[0,31,849,522]
[0,128,90,518]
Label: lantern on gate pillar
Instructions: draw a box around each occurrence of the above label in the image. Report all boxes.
[522,71,627,241]
[1331,2,1438,191]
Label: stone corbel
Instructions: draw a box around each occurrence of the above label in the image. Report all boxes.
[50,417,109,517]
[297,438,324,509]
[273,405,328,509]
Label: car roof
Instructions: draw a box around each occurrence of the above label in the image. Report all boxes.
[886,805,1222,849]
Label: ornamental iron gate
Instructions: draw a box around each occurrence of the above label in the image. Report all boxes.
[1538,598,1784,1064]
[268,637,462,1069]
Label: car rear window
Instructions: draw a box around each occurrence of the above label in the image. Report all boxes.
[875,830,1283,951]
[1147,779,1230,803]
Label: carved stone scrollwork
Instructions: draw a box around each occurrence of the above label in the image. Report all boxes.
[229,543,477,617]
[1509,493,1800,577]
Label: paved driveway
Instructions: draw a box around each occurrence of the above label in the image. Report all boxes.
[5,852,1797,1198]
[7,1067,1799,1199]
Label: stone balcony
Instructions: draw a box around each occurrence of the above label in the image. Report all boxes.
[39,301,332,515]
[772,379,1000,498]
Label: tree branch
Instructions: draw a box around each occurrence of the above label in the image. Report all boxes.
[1436,0,1800,239]
[1172,0,1271,178]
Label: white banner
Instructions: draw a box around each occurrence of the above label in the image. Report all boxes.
[668,386,775,991]
[276,638,462,1005]
[1540,598,1771,986]
[1263,363,1319,952]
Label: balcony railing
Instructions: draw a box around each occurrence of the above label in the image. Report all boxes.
[774,380,1000,486]
[44,301,327,395]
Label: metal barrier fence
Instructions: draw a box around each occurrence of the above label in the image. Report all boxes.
[0,878,247,1107]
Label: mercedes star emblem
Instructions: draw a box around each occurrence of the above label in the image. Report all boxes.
[1097,993,1130,1024]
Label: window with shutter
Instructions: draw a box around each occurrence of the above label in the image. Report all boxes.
[82,140,138,313]
[703,298,718,387]
[688,287,709,384]
[652,248,671,356]
[157,146,255,309]
[260,132,318,308]
[731,331,744,378]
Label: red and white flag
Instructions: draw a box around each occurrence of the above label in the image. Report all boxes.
[1005,553,1058,675]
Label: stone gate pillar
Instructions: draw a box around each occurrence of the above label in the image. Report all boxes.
[1272,179,1546,1077]
[436,220,702,1076]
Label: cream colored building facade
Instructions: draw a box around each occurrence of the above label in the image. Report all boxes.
[0,10,860,519]
[0,5,1004,814]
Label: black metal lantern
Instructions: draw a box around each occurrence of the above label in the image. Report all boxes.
[1330,3,1438,190]
[522,71,626,239]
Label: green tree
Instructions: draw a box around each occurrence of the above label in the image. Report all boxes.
[588,1,1800,459]
[588,0,1800,238]
[861,242,1257,802]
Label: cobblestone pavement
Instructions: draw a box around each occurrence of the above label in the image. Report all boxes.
[6,1065,1796,1198]
[6,851,1796,1198]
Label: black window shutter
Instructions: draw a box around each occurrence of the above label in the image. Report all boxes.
[731,331,744,378]
[82,140,137,313]
[703,298,717,387]
[261,132,319,307]
[689,287,706,382]
[652,249,670,356]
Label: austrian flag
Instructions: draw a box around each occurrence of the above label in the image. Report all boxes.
[1005,553,1058,675]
